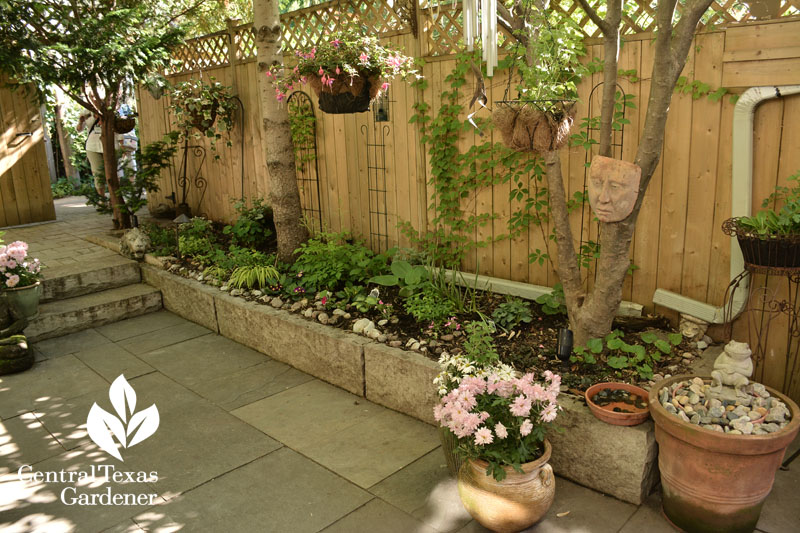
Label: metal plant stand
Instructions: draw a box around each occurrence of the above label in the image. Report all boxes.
[723,265,800,395]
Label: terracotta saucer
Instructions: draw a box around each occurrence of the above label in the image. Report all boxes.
[585,382,651,426]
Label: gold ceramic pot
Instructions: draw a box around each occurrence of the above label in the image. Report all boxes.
[457,439,555,533]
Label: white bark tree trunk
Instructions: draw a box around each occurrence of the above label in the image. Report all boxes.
[253,0,308,263]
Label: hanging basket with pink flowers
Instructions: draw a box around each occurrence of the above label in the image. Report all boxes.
[268,31,418,115]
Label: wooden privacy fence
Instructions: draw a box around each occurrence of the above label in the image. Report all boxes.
[136,1,800,398]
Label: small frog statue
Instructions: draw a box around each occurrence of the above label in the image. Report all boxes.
[709,340,753,396]
[0,293,32,375]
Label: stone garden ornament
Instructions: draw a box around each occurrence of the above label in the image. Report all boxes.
[710,340,753,396]
[120,227,152,261]
[587,156,642,223]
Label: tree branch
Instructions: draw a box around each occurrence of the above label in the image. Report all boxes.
[497,3,528,48]
[598,0,622,157]
[574,0,609,35]
[671,0,715,66]
[542,150,583,306]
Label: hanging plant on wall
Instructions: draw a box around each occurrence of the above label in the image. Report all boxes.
[493,6,587,153]
[267,31,418,114]
[169,77,237,150]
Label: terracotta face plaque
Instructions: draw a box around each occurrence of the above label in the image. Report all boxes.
[587,156,642,223]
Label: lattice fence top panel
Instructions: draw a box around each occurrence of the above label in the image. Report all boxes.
[166,0,800,73]
[170,32,230,73]
[281,0,413,51]
[421,0,800,55]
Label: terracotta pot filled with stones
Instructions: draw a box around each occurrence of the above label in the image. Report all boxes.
[649,368,798,533]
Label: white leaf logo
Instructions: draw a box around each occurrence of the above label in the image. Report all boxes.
[86,375,159,461]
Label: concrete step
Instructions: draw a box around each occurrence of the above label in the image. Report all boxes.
[41,255,141,303]
[26,284,163,342]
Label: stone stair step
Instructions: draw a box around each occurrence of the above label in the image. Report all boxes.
[41,255,141,303]
[26,284,162,342]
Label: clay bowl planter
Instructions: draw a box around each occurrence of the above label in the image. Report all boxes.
[458,439,555,533]
[585,382,650,426]
[649,375,800,533]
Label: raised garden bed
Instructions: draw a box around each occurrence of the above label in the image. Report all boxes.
[140,263,659,504]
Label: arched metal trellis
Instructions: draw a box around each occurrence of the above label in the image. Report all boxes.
[287,91,323,233]
[578,82,627,284]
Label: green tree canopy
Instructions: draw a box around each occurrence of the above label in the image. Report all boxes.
[0,0,187,228]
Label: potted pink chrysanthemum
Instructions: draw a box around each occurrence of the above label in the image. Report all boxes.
[435,371,561,533]
[0,240,43,319]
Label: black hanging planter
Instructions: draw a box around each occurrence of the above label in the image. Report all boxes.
[317,90,372,114]
[723,217,800,270]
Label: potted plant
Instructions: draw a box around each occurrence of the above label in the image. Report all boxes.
[0,240,43,319]
[435,369,562,532]
[268,31,418,114]
[169,77,237,150]
[493,7,585,153]
[723,169,800,269]
[433,320,518,475]
[649,375,799,532]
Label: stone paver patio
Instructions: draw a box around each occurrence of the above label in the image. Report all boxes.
[1,199,799,532]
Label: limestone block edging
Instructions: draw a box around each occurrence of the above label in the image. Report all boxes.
[140,264,658,504]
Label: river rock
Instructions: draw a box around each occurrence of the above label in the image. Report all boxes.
[317,312,329,325]
[230,289,242,297]
[378,319,388,326]
[389,340,403,348]
[440,334,454,342]
[220,285,229,292]
[333,309,346,316]
[353,318,372,334]
[270,297,284,308]
[303,308,314,318]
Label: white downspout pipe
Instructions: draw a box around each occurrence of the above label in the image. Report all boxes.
[652,85,800,324]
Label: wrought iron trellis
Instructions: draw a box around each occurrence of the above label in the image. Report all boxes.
[166,139,208,218]
[578,82,627,285]
[362,89,392,253]
[287,91,323,233]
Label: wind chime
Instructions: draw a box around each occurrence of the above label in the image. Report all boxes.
[462,0,498,77]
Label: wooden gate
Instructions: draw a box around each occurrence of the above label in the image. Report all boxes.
[0,81,55,227]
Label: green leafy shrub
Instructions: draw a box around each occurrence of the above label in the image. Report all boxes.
[292,232,391,292]
[462,320,499,367]
[223,198,274,249]
[572,330,683,380]
[369,259,429,297]
[535,283,567,315]
[178,235,216,259]
[141,223,177,256]
[51,178,79,199]
[492,297,533,330]
[404,283,457,327]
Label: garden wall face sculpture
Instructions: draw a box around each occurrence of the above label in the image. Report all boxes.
[587,156,642,223]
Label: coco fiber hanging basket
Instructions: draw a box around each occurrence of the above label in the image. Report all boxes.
[493,101,576,154]
[308,73,382,114]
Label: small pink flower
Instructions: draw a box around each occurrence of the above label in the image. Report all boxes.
[266,71,273,78]
[510,395,532,417]
[359,52,369,63]
[5,274,19,288]
[540,403,558,423]
[494,422,508,439]
[335,67,340,75]
[318,67,324,76]
[520,419,533,436]
[331,38,341,48]
[474,427,493,445]
[381,82,390,91]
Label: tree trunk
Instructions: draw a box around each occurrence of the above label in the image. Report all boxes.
[100,112,129,229]
[544,0,714,346]
[253,0,308,263]
[54,104,79,185]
